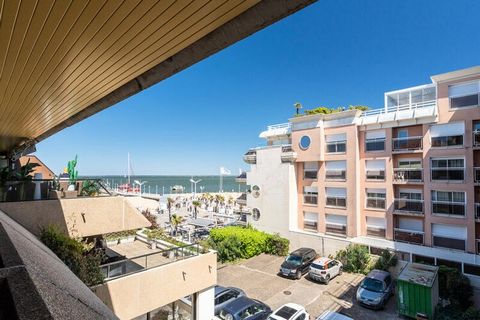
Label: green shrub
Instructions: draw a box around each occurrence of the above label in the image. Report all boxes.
[438,265,473,310]
[435,305,480,320]
[373,250,397,271]
[335,244,370,274]
[208,226,289,262]
[40,226,104,286]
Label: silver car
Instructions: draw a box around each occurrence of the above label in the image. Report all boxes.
[356,269,394,310]
[215,286,246,315]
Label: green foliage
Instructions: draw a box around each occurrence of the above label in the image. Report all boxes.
[435,305,480,320]
[373,250,397,271]
[334,244,370,274]
[142,209,159,229]
[304,106,340,115]
[67,155,78,184]
[348,105,370,111]
[80,180,100,196]
[40,226,104,286]
[142,228,185,247]
[104,229,138,241]
[208,226,289,262]
[13,159,40,181]
[438,265,473,310]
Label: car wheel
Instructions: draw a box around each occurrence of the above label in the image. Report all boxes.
[296,270,302,279]
[338,267,343,276]
[324,275,330,285]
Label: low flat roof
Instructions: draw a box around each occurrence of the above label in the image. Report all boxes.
[398,263,438,288]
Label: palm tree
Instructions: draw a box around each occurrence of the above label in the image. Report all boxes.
[170,214,184,236]
[192,200,201,219]
[167,197,175,222]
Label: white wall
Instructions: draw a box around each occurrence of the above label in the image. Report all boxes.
[195,286,214,320]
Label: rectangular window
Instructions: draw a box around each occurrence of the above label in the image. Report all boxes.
[412,254,435,266]
[431,190,466,216]
[366,189,386,209]
[303,186,318,205]
[394,159,423,181]
[366,217,386,238]
[449,81,480,109]
[395,190,423,214]
[303,162,318,180]
[325,214,347,236]
[431,158,465,181]
[464,263,480,277]
[435,259,462,272]
[365,159,386,180]
[325,187,347,208]
[303,212,318,232]
[325,133,347,154]
[325,161,346,181]
[365,130,386,152]
[430,122,464,147]
[432,224,466,251]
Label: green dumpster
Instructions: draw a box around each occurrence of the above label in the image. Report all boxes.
[397,263,439,319]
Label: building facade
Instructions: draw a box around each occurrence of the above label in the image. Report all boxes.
[241,66,480,285]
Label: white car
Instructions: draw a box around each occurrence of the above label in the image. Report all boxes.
[267,303,310,320]
[316,310,353,320]
[308,257,343,284]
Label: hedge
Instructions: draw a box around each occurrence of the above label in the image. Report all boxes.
[208,226,289,262]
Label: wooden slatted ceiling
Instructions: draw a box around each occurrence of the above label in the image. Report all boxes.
[0,0,259,152]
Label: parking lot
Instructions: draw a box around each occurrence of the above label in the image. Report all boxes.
[217,254,400,319]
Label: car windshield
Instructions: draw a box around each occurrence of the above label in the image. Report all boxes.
[310,263,326,270]
[285,255,302,265]
[361,278,384,292]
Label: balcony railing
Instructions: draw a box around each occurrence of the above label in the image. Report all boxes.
[393,168,423,182]
[100,243,201,281]
[325,141,346,154]
[0,178,110,202]
[326,196,347,208]
[475,168,480,183]
[365,138,385,152]
[431,168,465,181]
[361,99,436,117]
[432,201,466,217]
[366,197,386,209]
[243,150,256,164]
[394,228,424,245]
[281,145,297,163]
[325,170,346,181]
[392,136,423,152]
[394,199,424,215]
[474,131,480,147]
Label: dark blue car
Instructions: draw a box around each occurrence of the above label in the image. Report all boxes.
[218,296,272,320]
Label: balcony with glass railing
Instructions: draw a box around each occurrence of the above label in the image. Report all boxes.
[393,168,423,183]
[392,136,423,152]
[394,228,424,245]
[281,145,297,163]
[432,200,466,217]
[394,199,424,215]
[431,167,465,182]
[326,196,347,208]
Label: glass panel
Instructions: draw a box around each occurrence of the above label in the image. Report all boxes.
[451,95,479,108]
[399,92,409,106]
[411,90,422,103]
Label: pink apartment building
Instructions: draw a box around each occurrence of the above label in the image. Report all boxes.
[241,66,480,285]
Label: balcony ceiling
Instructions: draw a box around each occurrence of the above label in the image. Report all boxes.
[0,0,315,154]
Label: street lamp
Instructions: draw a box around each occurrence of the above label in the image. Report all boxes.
[189,178,202,198]
[134,180,147,195]
[294,102,303,115]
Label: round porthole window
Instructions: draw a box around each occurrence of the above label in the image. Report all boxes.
[252,208,260,221]
[252,185,260,198]
[299,135,311,150]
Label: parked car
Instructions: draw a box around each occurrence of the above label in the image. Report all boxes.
[217,296,272,320]
[316,310,353,320]
[356,269,394,310]
[308,257,343,284]
[279,248,317,279]
[215,286,246,315]
[267,303,310,320]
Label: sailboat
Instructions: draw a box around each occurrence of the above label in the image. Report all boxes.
[118,153,140,194]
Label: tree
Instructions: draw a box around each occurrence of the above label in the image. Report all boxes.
[192,200,201,219]
[170,214,184,236]
[167,197,175,223]
[348,105,370,111]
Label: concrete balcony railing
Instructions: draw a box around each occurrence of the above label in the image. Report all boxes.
[476,203,480,220]
[475,167,480,184]
[392,136,423,152]
[394,199,424,215]
[473,131,480,147]
[394,228,424,245]
[393,168,423,183]
[243,150,257,164]
[280,145,297,163]
[236,193,247,205]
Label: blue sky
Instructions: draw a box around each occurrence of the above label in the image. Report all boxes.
[36,0,480,175]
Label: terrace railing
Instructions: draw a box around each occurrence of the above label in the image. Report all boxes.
[361,100,436,117]
[393,168,423,182]
[392,136,423,152]
[394,228,424,245]
[394,199,424,215]
[100,243,201,281]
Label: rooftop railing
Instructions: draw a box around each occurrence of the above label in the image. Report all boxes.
[100,243,201,281]
[0,178,110,202]
[267,123,291,131]
[361,100,436,117]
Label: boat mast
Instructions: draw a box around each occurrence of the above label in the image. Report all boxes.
[127,152,131,185]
